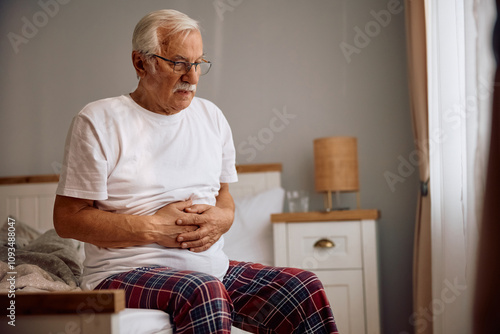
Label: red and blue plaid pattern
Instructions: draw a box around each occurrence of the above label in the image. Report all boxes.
[224,261,338,334]
[95,261,339,334]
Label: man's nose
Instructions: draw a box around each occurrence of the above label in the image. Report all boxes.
[181,65,199,85]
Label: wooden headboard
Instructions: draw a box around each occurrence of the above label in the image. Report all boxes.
[0,163,282,231]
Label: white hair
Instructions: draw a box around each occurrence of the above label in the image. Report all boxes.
[132,9,200,55]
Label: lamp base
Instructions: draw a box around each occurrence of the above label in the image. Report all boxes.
[324,207,350,212]
[323,191,361,212]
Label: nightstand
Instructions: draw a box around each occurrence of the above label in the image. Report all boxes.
[271,210,381,334]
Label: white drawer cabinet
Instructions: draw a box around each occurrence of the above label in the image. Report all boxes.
[271,210,381,334]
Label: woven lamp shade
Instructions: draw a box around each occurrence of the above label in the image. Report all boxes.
[314,137,359,193]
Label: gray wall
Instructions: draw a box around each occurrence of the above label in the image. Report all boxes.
[0,0,418,333]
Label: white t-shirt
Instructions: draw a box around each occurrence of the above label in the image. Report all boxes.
[56,95,238,290]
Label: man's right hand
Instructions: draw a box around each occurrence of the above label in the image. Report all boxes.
[152,200,199,248]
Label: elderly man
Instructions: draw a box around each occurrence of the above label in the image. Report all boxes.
[54,9,338,334]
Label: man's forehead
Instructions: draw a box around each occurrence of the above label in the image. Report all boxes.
[158,29,203,57]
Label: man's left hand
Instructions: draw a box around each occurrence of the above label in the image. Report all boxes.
[175,204,234,252]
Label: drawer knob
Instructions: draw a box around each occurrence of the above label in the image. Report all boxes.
[314,238,335,248]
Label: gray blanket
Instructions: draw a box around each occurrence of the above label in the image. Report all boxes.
[0,229,82,290]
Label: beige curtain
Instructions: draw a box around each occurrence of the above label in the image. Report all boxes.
[405,1,432,333]
[474,2,500,331]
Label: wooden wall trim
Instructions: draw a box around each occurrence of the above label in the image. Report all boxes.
[235,163,282,174]
[0,164,282,185]
[0,174,59,185]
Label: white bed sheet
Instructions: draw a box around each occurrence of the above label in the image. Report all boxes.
[118,309,172,334]
[118,308,250,334]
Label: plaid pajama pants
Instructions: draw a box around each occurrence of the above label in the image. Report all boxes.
[95,261,339,334]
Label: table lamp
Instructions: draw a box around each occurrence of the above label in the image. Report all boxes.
[314,136,360,211]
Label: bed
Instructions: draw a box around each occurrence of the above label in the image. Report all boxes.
[0,163,284,334]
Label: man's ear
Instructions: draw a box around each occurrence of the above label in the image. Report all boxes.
[131,51,149,78]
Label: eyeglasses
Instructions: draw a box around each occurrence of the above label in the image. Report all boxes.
[152,54,212,75]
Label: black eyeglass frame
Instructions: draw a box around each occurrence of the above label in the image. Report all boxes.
[152,54,212,75]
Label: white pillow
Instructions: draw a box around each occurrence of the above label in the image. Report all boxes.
[223,187,285,266]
